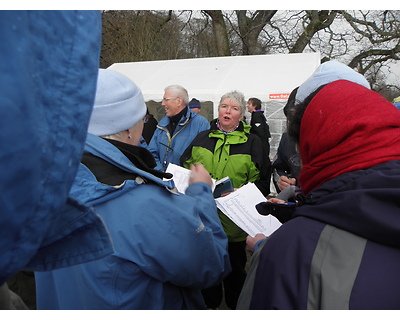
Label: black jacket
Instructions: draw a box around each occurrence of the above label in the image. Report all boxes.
[272,132,301,187]
[250,110,271,157]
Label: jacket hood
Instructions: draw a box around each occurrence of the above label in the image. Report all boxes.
[295,160,400,248]
[0,11,113,282]
[72,134,177,207]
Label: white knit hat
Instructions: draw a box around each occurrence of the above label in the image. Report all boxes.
[296,60,371,104]
[88,68,146,136]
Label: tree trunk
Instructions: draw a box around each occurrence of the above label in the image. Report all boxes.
[236,10,277,55]
[289,10,337,53]
[204,10,231,56]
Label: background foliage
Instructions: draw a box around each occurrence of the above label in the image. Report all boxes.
[101,10,400,100]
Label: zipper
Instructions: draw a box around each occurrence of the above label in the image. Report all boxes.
[218,134,228,162]
[159,115,192,168]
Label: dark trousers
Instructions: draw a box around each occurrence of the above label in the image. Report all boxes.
[7,271,36,309]
[202,241,247,309]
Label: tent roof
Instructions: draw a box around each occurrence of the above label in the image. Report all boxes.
[108,52,321,105]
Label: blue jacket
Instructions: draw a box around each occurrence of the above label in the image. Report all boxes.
[0,11,112,286]
[238,160,400,309]
[148,108,210,170]
[36,134,231,310]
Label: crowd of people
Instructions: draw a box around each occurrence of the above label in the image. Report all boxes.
[2,10,400,311]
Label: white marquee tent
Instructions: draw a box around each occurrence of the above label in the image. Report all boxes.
[108,52,321,118]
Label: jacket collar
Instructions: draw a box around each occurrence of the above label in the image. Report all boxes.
[210,120,250,133]
[209,121,250,144]
[158,107,194,127]
[84,133,175,190]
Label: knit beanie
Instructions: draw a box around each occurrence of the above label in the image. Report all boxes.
[188,98,201,109]
[88,68,146,136]
[296,60,370,104]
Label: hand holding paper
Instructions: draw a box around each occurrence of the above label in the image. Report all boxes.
[165,163,224,194]
[165,164,282,237]
[188,163,213,187]
[215,183,282,237]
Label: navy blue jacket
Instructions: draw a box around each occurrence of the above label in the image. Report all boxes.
[238,160,400,309]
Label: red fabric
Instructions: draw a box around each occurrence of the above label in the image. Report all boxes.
[299,80,400,194]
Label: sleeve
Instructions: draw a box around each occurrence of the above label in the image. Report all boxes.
[180,143,195,168]
[236,240,267,309]
[250,114,271,157]
[250,118,268,140]
[196,114,211,133]
[114,184,231,289]
[265,122,271,139]
[180,132,204,168]
[146,129,163,170]
[249,134,272,197]
[161,184,231,288]
[272,133,291,177]
[0,11,113,283]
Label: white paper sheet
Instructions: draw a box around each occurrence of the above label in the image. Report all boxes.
[165,163,216,193]
[215,183,282,237]
[164,163,192,193]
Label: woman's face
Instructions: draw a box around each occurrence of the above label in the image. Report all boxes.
[218,98,242,132]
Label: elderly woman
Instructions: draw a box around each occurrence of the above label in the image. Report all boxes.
[35,69,231,310]
[181,90,271,310]
[238,61,400,310]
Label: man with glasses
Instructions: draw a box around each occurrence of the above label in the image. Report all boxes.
[148,85,210,171]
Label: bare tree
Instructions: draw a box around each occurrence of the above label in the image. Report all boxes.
[101,10,184,68]
[235,10,277,55]
[100,10,400,94]
[288,10,338,53]
[180,11,219,58]
[340,11,400,73]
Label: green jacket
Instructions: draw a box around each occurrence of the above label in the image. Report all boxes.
[181,121,271,242]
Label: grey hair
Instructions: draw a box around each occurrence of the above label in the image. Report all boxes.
[100,120,143,141]
[219,90,246,117]
[164,84,189,106]
[100,132,123,140]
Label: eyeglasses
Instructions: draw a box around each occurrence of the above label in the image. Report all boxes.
[143,115,149,124]
[162,97,178,102]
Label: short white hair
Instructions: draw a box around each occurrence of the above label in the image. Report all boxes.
[219,90,246,117]
[164,84,189,106]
